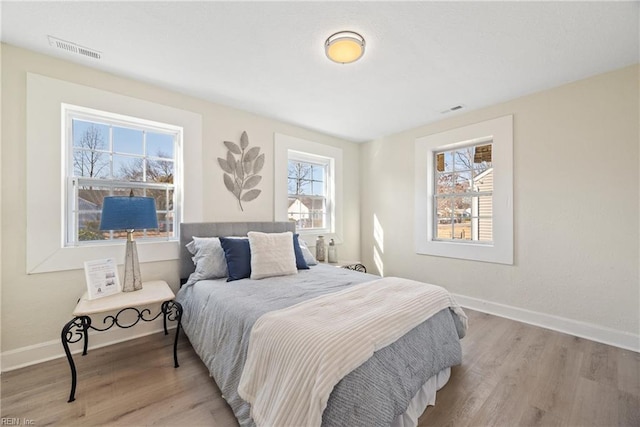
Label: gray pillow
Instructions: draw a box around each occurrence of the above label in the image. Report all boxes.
[299,239,318,266]
[185,237,228,285]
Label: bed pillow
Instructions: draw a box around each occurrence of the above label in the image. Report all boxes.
[185,237,228,285]
[248,231,297,280]
[298,239,318,266]
[293,234,309,270]
[219,237,252,282]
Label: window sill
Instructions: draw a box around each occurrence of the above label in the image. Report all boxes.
[66,238,179,248]
[28,240,180,274]
[297,228,332,236]
[415,239,512,265]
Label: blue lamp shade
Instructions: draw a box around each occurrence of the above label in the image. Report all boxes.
[99,196,158,231]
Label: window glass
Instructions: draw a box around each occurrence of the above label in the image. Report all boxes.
[113,126,143,155]
[147,158,174,183]
[434,143,493,243]
[147,132,174,159]
[287,158,330,231]
[67,111,179,245]
[112,155,143,181]
[73,120,109,149]
[72,120,110,179]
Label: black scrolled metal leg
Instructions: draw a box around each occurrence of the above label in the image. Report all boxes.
[82,316,90,355]
[342,263,367,273]
[174,302,182,368]
[161,301,169,335]
[61,316,90,403]
[162,300,183,368]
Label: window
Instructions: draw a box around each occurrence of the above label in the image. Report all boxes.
[415,115,513,265]
[26,73,202,274]
[274,133,342,238]
[65,105,181,246]
[434,142,493,242]
[287,153,332,231]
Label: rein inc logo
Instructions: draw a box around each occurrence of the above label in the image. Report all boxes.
[1,419,34,425]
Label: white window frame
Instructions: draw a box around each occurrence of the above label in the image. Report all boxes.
[26,73,203,274]
[63,105,182,246]
[287,150,334,233]
[274,133,343,240]
[414,115,513,264]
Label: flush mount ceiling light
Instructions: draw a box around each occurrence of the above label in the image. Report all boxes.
[325,31,365,64]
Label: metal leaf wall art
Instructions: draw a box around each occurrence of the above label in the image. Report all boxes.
[217,131,264,211]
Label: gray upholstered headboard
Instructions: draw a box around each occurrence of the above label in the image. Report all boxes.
[179,221,296,280]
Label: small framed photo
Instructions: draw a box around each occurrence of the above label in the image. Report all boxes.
[84,258,121,300]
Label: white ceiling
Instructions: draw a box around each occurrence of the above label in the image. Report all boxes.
[1,1,638,142]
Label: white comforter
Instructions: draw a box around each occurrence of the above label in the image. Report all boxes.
[237,276,468,427]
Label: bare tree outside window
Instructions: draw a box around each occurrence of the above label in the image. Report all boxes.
[288,162,312,194]
[74,125,109,236]
[73,125,108,179]
[117,151,174,184]
[287,159,328,230]
[116,151,174,216]
[147,153,174,184]
[436,148,492,212]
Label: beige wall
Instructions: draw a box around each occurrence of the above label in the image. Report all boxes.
[360,65,639,346]
[2,42,637,367]
[0,43,3,370]
[0,44,361,363]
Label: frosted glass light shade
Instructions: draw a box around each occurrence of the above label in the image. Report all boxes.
[325,31,365,64]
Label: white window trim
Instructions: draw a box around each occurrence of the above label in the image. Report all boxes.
[26,73,203,274]
[63,104,183,247]
[274,133,343,241]
[414,115,513,265]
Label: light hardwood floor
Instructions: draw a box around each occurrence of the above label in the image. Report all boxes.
[1,309,638,426]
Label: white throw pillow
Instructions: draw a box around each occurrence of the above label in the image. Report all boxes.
[185,237,228,285]
[248,231,297,280]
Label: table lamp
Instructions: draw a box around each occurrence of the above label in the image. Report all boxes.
[99,192,158,292]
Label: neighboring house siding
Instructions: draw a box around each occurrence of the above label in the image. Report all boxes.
[288,198,310,220]
[78,197,100,228]
[475,169,493,241]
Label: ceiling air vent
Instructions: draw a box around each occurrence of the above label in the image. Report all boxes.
[48,36,101,60]
[440,104,465,114]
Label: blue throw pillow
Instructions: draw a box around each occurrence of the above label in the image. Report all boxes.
[293,234,309,270]
[219,237,252,282]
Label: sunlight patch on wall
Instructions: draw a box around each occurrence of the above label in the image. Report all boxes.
[373,245,384,277]
[373,213,385,276]
[373,213,384,254]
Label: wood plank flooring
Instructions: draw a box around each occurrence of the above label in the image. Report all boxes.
[1,309,638,426]
[420,310,640,427]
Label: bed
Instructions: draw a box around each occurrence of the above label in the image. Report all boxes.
[175,222,467,427]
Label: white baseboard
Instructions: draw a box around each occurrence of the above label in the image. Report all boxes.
[1,318,176,373]
[3,295,638,373]
[453,293,640,353]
